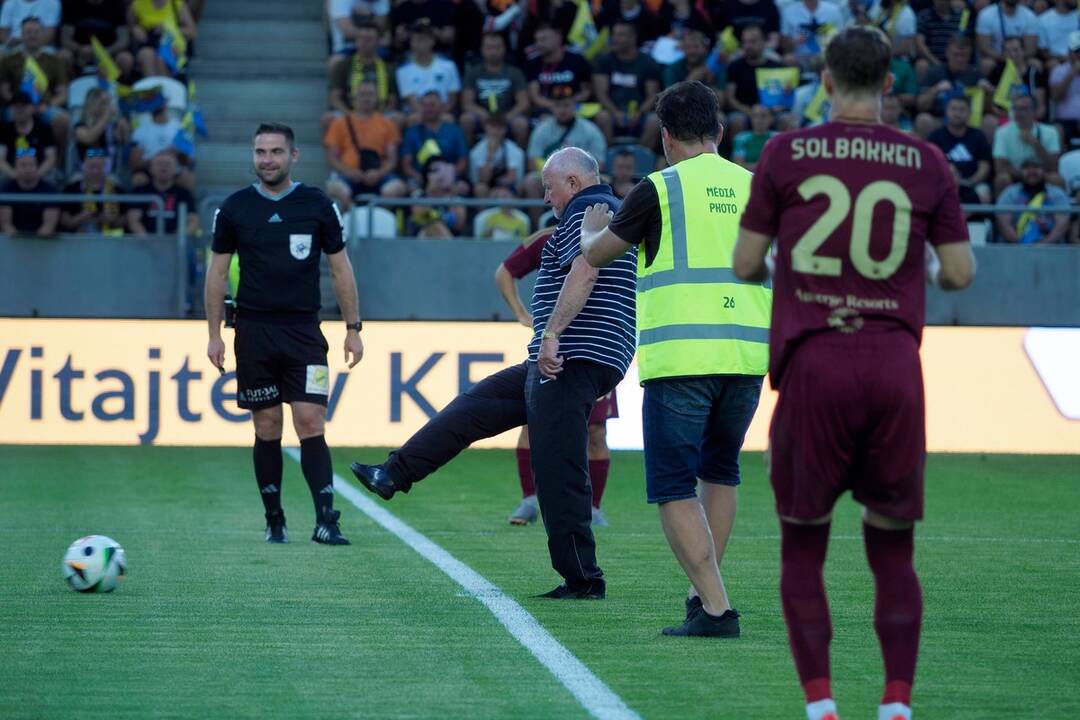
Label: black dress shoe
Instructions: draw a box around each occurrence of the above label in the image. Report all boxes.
[536,583,606,600]
[350,462,410,500]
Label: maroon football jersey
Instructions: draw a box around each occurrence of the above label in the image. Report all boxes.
[501,230,551,279]
[741,121,969,383]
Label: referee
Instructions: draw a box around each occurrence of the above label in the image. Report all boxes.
[206,122,364,546]
[580,81,771,636]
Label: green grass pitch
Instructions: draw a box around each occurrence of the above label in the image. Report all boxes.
[1,446,1078,719]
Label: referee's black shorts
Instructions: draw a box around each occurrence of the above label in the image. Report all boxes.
[233,317,331,410]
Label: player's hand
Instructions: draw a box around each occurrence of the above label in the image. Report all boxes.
[344,332,364,369]
[207,337,225,373]
[538,337,564,379]
[582,203,613,234]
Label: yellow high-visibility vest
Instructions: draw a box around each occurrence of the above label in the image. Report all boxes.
[637,152,771,381]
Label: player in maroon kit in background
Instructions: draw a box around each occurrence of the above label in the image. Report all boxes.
[494,228,619,528]
[732,27,974,720]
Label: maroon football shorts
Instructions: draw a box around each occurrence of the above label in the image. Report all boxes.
[769,331,926,521]
[589,388,619,424]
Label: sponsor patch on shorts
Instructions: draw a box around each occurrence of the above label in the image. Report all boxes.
[305,365,330,395]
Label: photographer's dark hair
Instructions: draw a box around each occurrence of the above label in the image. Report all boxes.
[824,27,892,97]
[655,81,720,144]
[254,122,295,148]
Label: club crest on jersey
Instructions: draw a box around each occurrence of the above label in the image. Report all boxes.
[289,234,312,260]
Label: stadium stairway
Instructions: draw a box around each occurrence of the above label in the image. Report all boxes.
[189,0,329,202]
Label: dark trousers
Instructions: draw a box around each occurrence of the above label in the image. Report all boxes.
[385,359,622,590]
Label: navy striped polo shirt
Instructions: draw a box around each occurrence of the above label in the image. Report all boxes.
[528,183,638,375]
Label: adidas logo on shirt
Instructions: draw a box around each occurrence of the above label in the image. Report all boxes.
[268,213,282,223]
[946,143,974,164]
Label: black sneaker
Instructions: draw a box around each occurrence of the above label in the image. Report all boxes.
[350,462,411,500]
[662,608,741,637]
[685,595,703,621]
[312,507,350,545]
[536,583,606,600]
[265,510,288,544]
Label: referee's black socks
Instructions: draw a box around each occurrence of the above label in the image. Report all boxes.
[300,434,335,518]
[253,436,283,515]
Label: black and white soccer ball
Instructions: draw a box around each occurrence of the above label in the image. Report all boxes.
[62,535,127,593]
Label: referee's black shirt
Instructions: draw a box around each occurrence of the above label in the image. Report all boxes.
[212,182,345,320]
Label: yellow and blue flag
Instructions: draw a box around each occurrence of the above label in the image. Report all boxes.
[993,59,1021,110]
[172,127,196,157]
[568,0,608,61]
[91,36,121,83]
[20,55,48,104]
[158,17,187,74]
[756,67,799,109]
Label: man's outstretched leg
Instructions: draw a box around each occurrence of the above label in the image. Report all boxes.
[352,364,528,499]
[864,512,922,720]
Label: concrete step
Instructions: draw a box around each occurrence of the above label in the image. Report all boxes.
[198,19,326,48]
[205,118,324,144]
[188,57,327,79]
[197,38,325,63]
[203,0,322,22]
[196,141,328,187]
[196,77,326,109]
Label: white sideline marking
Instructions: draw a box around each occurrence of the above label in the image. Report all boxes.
[284,449,640,720]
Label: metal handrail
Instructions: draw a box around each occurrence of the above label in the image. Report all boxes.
[0,192,169,237]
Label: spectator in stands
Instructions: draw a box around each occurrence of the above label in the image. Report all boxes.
[664,0,715,39]
[662,29,721,96]
[401,89,469,192]
[1049,32,1080,142]
[868,0,917,58]
[326,20,400,134]
[988,36,1048,122]
[725,25,782,135]
[733,103,777,170]
[881,92,911,131]
[992,93,1062,194]
[130,101,193,190]
[477,185,531,239]
[408,156,466,238]
[609,147,637,198]
[127,0,198,79]
[915,0,973,78]
[929,94,993,203]
[469,112,525,199]
[0,149,59,236]
[716,0,782,50]
[61,149,125,234]
[995,158,1071,243]
[0,91,57,180]
[74,87,129,173]
[327,0,391,73]
[59,0,133,80]
[518,0,578,53]
[396,20,461,121]
[325,82,408,211]
[126,152,198,236]
[597,0,668,45]
[975,0,1039,75]
[525,21,593,117]
[391,0,456,55]
[0,18,69,150]
[781,0,844,70]
[592,20,661,148]
[916,35,986,131]
[461,31,531,148]
[0,0,61,48]
[523,96,607,208]
[1040,0,1078,66]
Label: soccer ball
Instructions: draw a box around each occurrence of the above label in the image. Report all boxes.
[62,535,127,593]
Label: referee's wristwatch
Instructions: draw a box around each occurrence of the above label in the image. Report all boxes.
[346,321,363,333]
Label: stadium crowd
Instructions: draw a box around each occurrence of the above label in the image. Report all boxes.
[0,0,203,237]
[324,0,1080,243]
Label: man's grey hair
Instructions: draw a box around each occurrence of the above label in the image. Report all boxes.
[543,147,600,181]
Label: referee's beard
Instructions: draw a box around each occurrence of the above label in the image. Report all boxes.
[256,165,291,190]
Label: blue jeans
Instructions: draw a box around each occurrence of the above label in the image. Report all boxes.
[642,375,764,504]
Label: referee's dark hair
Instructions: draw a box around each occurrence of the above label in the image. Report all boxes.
[825,27,892,97]
[254,122,295,149]
[655,81,720,144]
